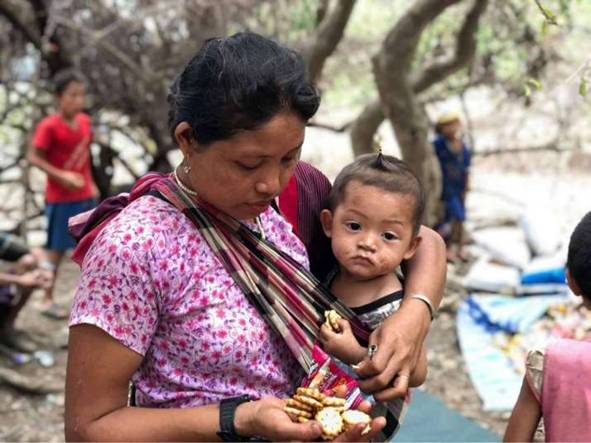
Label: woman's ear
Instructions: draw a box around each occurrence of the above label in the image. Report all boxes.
[320,209,334,238]
[174,122,197,157]
[403,234,422,261]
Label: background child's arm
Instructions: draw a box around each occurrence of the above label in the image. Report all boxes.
[27,146,84,190]
[409,345,427,387]
[503,377,541,442]
[319,319,366,365]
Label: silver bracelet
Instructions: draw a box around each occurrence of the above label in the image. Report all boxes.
[406,294,436,321]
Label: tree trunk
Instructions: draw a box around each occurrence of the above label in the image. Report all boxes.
[373,58,442,226]
[354,0,488,225]
[350,99,384,157]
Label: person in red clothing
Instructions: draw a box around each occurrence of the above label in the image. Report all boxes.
[27,70,98,319]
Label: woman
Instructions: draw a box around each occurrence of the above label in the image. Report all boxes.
[65,32,445,441]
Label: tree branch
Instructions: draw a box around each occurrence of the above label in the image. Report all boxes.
[412,0,489,93]
[0,1,42,50]
[378,0,461,79]
[52,16,153,84]
[302,0,357,84]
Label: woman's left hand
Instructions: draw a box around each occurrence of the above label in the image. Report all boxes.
[353,300,430,402]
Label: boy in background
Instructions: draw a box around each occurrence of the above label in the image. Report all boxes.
[433,112,471,263]
[28,70,97,319]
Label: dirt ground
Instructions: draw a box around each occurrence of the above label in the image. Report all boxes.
[0,256,508,442]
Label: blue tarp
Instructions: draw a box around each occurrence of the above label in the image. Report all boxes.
[457,293,567,410]
[396,390,500,442]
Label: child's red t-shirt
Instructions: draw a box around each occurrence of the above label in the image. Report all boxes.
[32,113,95,203]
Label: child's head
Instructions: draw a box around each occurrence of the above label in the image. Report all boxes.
[567,212,591,308]
[53,69,86,117]
[321,154,424,280]
[435,112,462,139]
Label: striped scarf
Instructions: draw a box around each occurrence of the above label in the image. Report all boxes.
[153,177,369,372]
[155,177,406,440]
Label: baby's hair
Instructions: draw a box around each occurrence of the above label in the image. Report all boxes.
[52,69,85,96]
[167,31,320,147]
[567,211,591,301]
[327,153,425,235]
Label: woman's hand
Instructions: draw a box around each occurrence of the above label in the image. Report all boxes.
[319,319,366,365]
[235,397,323,441]
[237,397,386,442]
[354,300,429,402]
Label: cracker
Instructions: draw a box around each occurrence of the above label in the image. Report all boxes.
[315,407,344,436]
[293,394,324,410]
[322,396,346,407]
[283,406,313,419]
[324,310,342,333]
[296,387,326,402]
[286,398,314,412]
[342,409,371,434]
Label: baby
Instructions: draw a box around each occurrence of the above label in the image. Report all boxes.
[319,153,427,386]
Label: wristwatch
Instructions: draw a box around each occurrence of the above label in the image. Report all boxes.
[217,394,251,442]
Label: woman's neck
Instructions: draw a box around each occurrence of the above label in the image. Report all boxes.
[331,269,402,309]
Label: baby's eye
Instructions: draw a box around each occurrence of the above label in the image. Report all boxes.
[382,232,398,241]
[345,222,362,231]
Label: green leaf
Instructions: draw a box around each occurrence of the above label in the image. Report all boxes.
[580,78,588,97]
[526,77,543,90]
[541,20,548,36]
[524,84,532,97]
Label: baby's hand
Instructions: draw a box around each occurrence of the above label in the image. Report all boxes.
[319,319,366,365]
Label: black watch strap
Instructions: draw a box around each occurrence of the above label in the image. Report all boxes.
[217,394,251,442]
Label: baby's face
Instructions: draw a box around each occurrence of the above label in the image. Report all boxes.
[322,181,419,281]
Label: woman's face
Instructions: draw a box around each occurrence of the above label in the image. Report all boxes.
[181,112,305,220]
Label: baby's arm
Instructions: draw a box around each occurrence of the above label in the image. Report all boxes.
[408,345,427,387]
[503,376,541,442]
[319,319,366,365]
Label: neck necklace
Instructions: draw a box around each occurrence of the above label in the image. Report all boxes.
[256,215,266,241]
[173,167,198,197]
[173,166,265,240]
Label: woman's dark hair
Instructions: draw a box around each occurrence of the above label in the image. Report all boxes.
[167,31,321,146]
[53,69,85,96]
[567,212,591,301]
[327,154,425,236]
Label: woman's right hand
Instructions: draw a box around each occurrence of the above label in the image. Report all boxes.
[235,397,323,441]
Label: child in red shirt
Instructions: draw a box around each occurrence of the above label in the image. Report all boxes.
[28,70,97,319]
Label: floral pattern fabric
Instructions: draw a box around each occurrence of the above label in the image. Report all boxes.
[69,195,308,407]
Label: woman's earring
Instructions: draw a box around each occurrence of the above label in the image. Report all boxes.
[183,163,191,174]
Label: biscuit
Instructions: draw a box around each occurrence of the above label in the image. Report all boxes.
[322,396,346,407]
[342,409,371,435]
[286,398,314,412]
[324,310,342,333]
[296,387,326,402]
[293,394,324,410]
[283,406,313,419]
[315,407,344,437]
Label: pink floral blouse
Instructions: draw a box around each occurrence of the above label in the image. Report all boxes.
[69,195,308,407]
